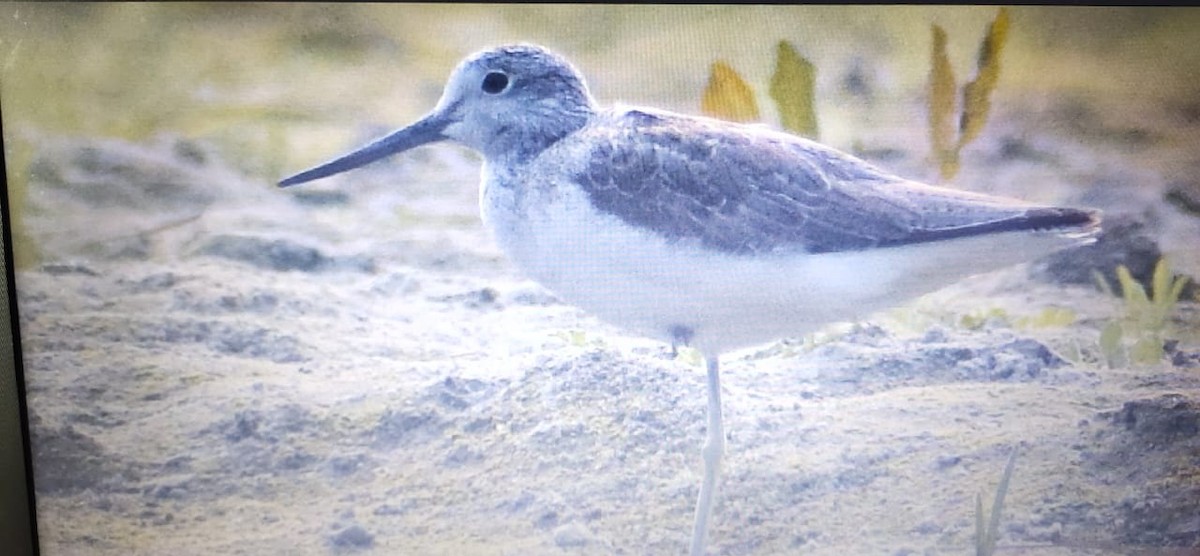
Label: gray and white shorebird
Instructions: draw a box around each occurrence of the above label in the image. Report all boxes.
[280,44,1100,554]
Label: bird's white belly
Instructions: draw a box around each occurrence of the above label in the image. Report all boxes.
[481,173,1083,355]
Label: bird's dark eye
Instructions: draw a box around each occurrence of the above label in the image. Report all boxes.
[481,71,509,94]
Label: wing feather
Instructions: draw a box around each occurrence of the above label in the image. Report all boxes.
[570,109,1094,255]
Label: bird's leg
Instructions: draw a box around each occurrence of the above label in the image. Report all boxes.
[689,355,724,556]
[669,325,694,360]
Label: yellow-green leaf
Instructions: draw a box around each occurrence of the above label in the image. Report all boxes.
[1116,265,1149,307]
[929,24,959,181]
[1151,257,1171,306]
[1131,337,1163,365]
[1099,320,1123,368]
[958,7,1010,149]
[937,149,961,184]
[768,40,819,139]
[1167,273,1191,308]
[701,60,760,123]
[1019,307,1076,328]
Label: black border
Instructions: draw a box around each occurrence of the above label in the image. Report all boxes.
[0,90,40,556]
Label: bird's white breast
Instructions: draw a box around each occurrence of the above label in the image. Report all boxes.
[479,159,1086,355]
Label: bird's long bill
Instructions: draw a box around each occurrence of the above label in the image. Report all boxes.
[278,113,449,187]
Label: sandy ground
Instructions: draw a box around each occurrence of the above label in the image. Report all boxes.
[15,76,1200,555]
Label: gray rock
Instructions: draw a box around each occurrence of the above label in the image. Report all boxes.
[329,525,374,550]
[198,234,374,273]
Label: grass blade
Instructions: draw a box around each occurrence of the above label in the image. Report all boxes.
[976,446,1018,556]
[987,447,1018,552]
[959,7,1010,148]
[1167,273,1191,308]
[1099,320,1124,368]
[1151,257,1171,306]
[1116,265,1149,307]
[929,24,958,181]
[975,492,986,556]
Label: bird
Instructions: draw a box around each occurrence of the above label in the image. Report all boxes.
[279,44,1100,555]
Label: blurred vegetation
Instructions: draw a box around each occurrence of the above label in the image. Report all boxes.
[0,5,370,176]
[552,329,604,349]
[928,25,958,180]
[975,446,1017,556]
[3,4,1200,278]
[701,40,819,139]
[0,4,413,268]
[1095,258,1191,368]
[768,41,820,139]
[701,61,760,123]
[928,8,1010,182]
[957,306,1077,332]
[699,7,1012,165]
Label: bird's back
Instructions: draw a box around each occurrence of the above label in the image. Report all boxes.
[555,106,1098,257]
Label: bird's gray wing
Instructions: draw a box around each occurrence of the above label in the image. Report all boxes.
[571,109,1095,255]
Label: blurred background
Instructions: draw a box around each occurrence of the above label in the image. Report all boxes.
[3,4,1198,180]
[5,4,1200,284]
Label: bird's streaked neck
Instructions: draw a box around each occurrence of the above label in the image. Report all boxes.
[478,101,596,166]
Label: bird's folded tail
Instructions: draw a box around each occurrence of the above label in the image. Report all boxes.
[885,206,1101,250]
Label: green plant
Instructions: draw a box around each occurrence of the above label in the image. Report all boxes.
[701,60,760,124]
[958,307,1010,331]
[1094,258,1191,367]
[701,40,820,139]
[928,8,1010,182]
[768,41,819,139]
[553,329,594,348]
[975,446,1017,556]
[676,346,704,367]
[1013,307,1077,329]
